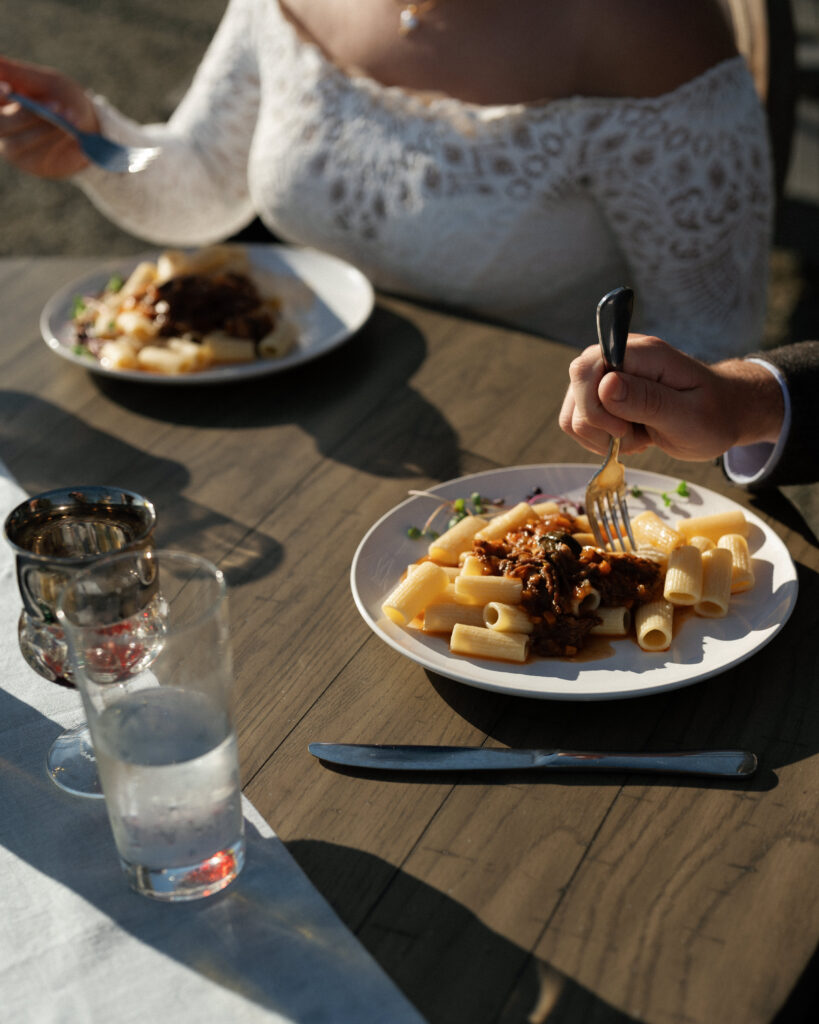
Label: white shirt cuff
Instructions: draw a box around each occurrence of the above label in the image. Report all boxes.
[722,358,791,484]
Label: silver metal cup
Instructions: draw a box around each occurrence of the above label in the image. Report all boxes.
[4,485,156,686]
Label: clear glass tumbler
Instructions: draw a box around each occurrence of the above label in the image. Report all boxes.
[3,485,156,798]
[57,548,245,902]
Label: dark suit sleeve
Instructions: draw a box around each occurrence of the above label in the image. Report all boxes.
[750,341,819,486]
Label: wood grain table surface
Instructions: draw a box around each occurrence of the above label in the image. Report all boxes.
[1,255,817,1024]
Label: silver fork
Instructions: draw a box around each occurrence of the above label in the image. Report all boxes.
[584,286,636,552]
[5,90,159,174]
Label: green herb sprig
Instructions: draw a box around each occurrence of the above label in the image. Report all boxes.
[630,480,690,507]
[406,490,500,540]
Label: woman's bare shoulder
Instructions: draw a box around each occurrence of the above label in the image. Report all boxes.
[567,0,738,98]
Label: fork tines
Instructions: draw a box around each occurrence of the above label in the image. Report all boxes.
[588,486,634,552]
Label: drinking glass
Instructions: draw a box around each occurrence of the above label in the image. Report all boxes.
[3,486,156,798]
[57,549,245,902]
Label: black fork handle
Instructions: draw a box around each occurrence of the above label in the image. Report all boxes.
[597,287,634,371]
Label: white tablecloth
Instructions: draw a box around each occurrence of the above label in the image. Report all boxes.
[0,461,425,1024]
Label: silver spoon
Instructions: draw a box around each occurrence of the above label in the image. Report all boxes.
[5,90,159,174]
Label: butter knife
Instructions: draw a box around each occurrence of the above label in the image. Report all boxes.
[308,744,758,778]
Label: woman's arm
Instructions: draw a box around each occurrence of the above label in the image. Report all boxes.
[3,0,261,246]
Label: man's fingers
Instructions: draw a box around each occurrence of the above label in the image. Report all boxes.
[598,371,691,435]
[567,347,634,439]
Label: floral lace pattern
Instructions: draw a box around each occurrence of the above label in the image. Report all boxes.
[78,0,773,355]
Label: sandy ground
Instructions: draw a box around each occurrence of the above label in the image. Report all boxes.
[1,0,817,348]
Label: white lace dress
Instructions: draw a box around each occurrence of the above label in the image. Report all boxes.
[76,0,773,356]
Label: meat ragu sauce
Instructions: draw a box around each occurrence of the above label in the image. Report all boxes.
[77,272,276,351]
[473,513,664,657]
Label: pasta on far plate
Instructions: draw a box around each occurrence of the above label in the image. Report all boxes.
[70,244,301,375]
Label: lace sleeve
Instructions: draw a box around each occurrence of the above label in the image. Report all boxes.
[581,60,773,361]
[72,0,259,245]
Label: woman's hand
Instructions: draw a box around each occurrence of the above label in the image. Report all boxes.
[559,334,785,462]
[0,55,99,178]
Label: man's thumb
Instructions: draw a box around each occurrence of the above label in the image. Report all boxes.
[599,372,680,430]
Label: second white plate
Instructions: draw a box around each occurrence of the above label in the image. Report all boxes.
[41,243,375,385]
[351,464,799,700]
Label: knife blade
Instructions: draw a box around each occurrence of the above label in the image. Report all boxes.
[308,743,758,778]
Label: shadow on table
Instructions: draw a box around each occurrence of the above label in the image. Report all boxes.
[0,389,284,587]
[89,305,464,484]
[0,683,634,1024]
[287,838,642,1024]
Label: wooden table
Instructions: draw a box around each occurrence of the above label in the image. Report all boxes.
[2,256,817,1024]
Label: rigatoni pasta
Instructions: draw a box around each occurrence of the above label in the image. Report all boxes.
[718,533,755,593]
[70,244,299,375]
[428,516,488,565]
[635,600,674,651]
[663,545,703,606]
[631,511,685,553]
[694,548,733,617]
[380,487,759,668]
[676,509,749,544]
[423,603,486,633]
[382,561,449,626]
[483,602,534,634]
[450,624,530,663]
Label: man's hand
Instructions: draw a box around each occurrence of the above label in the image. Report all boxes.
[559,334,784,462]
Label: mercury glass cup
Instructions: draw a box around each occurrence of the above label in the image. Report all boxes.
[3,486,157,798]
[57,549,245,902]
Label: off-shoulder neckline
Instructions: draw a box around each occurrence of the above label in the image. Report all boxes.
[271,0,748,118]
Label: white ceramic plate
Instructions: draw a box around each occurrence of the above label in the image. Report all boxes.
[41,243,374,385]
[350,464,799,700]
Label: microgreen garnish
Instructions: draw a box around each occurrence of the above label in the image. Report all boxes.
[404,486,584,539]
[106,274,125,293]
[70,295,86,317]
[406,490,503,539]
[630,480,690,507]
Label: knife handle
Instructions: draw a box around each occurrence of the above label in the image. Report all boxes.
[538,750,757,777]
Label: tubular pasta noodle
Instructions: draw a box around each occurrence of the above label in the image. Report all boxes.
[695,548,733,617]
[200,333,257,364]
[530,500,561,517]
[423,602,486,633]
[569,580,601,615]
[114,309,158,341]
[676,509,748,543]
[167,338,208,372]
[98,339,139,371]
[257,319,297,359]
[483,602,533,634]
[408,564,460,581]
[634,599,674,651]
[663,545,703,606]
[454,574,523,606]
[717,533,755,593]
[137,346,189,374]
[428,515,488,566]
[459,555,486,577]
[688,535,716,552]
[121,260,158,296]
[571,532,597,548]
[631,511,685,553]
[450,623,530,663]
[590,606,632,636]
[382,561,449,625]
[474,502,534,541]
